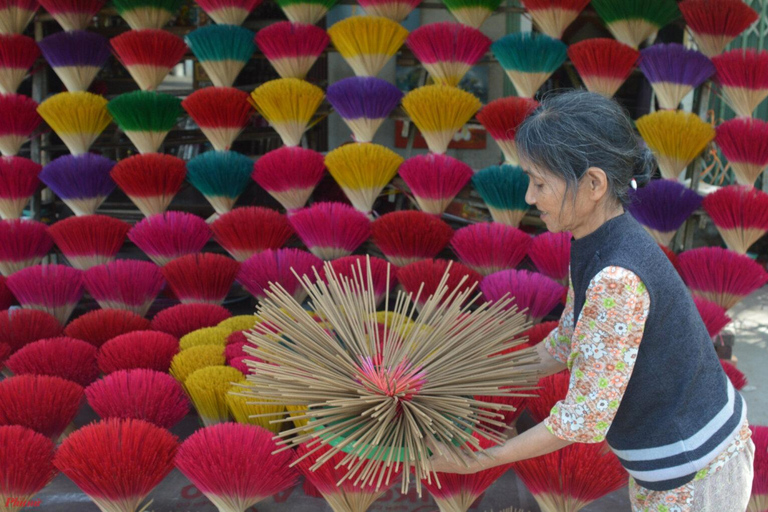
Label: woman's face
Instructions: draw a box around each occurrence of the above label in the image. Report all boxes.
[523,164,596,234]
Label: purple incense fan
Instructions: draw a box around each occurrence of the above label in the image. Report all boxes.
[37,30,110,92]
[326,76,403,143]
[639,43,715,110]
[627,179,703,247]
[40,154,116,217]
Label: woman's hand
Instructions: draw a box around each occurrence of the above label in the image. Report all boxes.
[427,440,497,475]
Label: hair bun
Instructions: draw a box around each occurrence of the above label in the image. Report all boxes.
[633,144,655,188]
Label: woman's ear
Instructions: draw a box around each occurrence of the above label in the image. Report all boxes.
[584,167,609,202]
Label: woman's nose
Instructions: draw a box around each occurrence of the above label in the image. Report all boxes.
[525,183,536,206]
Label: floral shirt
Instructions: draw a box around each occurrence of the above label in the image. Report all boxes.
[542,266,751,512]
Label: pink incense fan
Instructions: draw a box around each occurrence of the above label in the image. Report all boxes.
[6,264,83,325]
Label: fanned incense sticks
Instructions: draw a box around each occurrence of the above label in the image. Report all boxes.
[85,369,190,429]
[175,424,298,511]
[679,0,759,58]
[63,308,150,348]
[324,142,404,214]
[240,257,537,494]
[161,253,240,305]
[481,268,566,323]
[567,38,639,98]
[451,222,532,276]
[491,33,566,98]
[252,146,326,212]
[288,202,371,260]
[237,248,323,303]
[702,185,768,255]
[37,0,104,31]
[677,246,768,310]
[196,0,263,25]
[112,0,185,29]
[0,426,57,512]
[211,206,294,262]
[186,150,254,215]
[53,419,178,512]
[401,84,481,154]
[357,0,420,22]
[110,29,188,91]
[0,219,52,277]
[83,260,165,317]
[371,210,454,267]
[0,309,62,354]
[406,22,491,87]
[184,365,243,425]
[590,0,679,49]
[326,76,403,143]
[476,97,538,165]
[255,21,329,80]
[327,15,409,77]
[638,43,715,110]
[37,30,110,92]
[275,0,337,25]
[249,78,324,147]
[185,24,255,87]
[47,214,130,270]
[472,164,530,227]
[441,0,501,29]
[97,331,179,374]
[40,154,116,216]
[107,91,183,154]
[520,0,590,39]
[110,153,186,217]
[6,264,83,325]
[636,110,714,181]
[397,153,473,216]
[0,0,38,34]
[715,118,768,187]
[0,93,40,156]
[712,49,768,118]
[182,87,252,151]
[0,34,38,94]
[36,91,112,155]
[8,336,98,386]
[627,179,703,246]
[0,156,41,220]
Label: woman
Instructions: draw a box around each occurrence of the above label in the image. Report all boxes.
[428,90,755,512]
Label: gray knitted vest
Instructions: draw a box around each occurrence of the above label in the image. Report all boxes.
[570,212,745,491]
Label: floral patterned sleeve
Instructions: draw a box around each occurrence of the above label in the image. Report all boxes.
[543,267,574,365]
[544,266,650,444]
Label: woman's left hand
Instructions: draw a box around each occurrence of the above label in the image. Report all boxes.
[427,440,496,474]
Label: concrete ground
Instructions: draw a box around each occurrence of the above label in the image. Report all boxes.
[35,287,768,512]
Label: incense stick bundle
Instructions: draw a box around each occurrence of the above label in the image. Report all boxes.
[240,257,538,494]
[36,91,111,156]
[36,0,104,31]
[255,21,329,80]
[520,0,590,39]
[401,84,481,154]
[249,78,324,147]
[638,43,715,110]
[0,34,39,94]
[327,15,408,77]
[37,30,110,92]
[636,110,714,181]
[590,0,679,49]
[324,142,404,214]
[0,0,37,34]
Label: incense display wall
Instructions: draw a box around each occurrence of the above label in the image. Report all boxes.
[1,1,767,511]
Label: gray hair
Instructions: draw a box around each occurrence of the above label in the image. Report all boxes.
[515,89,655,206]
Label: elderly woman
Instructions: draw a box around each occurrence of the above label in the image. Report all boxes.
[428,90,754,512]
